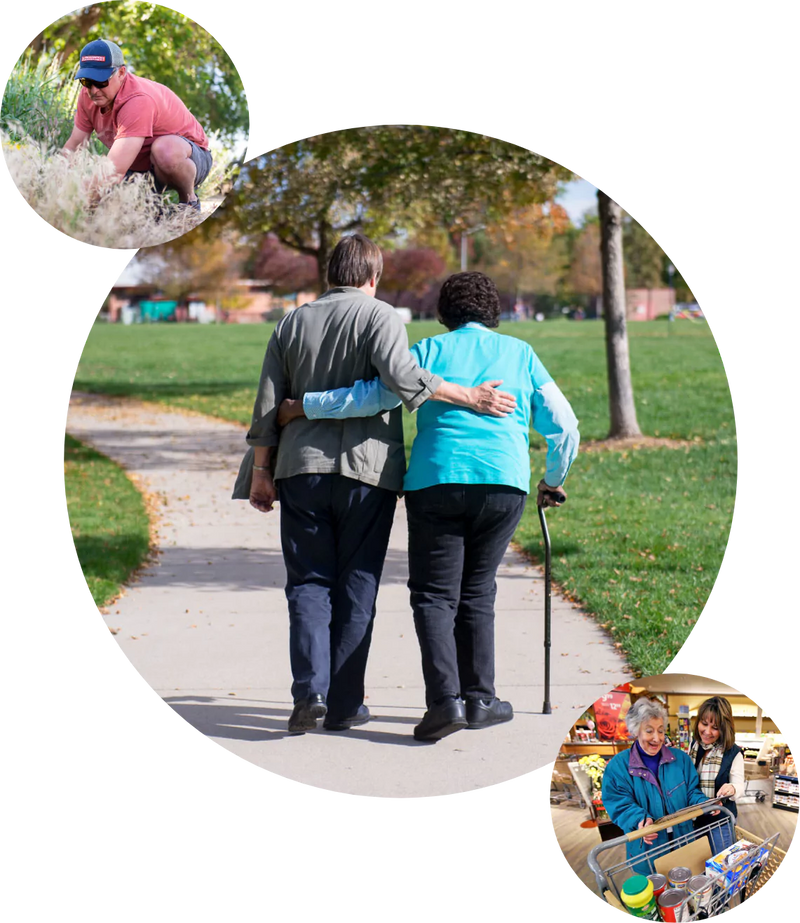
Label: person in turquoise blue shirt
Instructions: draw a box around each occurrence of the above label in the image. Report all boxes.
[278,272,579,741]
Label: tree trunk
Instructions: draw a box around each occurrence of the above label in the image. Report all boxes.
[598,190,642,438]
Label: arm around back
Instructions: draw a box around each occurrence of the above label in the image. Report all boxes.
[365,305,442,411]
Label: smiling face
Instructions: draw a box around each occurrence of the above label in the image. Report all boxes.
[637,716,666,756]
[697,711,721,746]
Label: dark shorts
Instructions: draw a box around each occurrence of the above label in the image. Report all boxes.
[183,138,213,187]
[127,136,213,191]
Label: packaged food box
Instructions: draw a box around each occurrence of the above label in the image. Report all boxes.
[705,839,769,895]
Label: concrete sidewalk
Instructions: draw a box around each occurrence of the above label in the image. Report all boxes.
[67,393,630,797]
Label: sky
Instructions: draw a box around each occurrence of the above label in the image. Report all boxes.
[556,177,598,225]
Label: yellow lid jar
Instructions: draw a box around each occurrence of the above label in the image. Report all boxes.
[621,875,658,917]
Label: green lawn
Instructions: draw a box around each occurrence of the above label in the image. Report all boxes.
[65,434,152,607]
[74,318,735,674]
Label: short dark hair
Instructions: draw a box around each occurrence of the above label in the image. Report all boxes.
[437,272,501,330]
[326,234,383,288]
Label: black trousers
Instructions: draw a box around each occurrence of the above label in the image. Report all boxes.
[405,484,526,707]
[279,474,396,720]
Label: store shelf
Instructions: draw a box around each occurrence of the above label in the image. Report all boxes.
[772,802,799,814]
[772,773,798,813]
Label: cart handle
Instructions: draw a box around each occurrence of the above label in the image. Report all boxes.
[587,803,735,899]
[625,801,723,842]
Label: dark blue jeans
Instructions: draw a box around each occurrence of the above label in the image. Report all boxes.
[278,474,397,719]
[406,484,526,707]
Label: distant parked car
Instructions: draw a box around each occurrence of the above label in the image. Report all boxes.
[671,303,705,321]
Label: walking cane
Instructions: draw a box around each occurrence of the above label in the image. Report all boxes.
[538,487,566,715]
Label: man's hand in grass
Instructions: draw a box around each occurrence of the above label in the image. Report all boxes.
[537,479,567,508]
[249,471,277,513]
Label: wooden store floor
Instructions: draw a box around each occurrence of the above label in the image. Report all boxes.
[551,800,797,897]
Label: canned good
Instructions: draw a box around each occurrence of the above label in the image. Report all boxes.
[668,866,692,889]
[647,874,668,899]
[689,875,714,911]
[658,888,689,922]
[688,875,713,913]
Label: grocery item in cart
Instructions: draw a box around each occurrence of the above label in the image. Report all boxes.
[667,866,692,889]
[705,839,769,896]
[647,873,667,899]
[687,874,713,916]
[620,875,659,917]
[657,888,689,922]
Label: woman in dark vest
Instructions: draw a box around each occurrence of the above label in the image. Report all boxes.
[690,695,744,854]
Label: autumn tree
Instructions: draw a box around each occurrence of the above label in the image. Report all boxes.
[225,126,573,292]
[566,219,603,297]
[354,127,573,264]
[252,235,318,295]
[379,248,446,306]
[472,204,571,300]
[132,225,245,308]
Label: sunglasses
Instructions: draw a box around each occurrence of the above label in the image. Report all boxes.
[79,69,118,89]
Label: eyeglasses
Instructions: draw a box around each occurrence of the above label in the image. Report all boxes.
[79,69,118,89]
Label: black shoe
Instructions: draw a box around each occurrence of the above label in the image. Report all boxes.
[413,697,468,741]
[466,697,514,729]
[287,694,327,734]
[323,704,370,731]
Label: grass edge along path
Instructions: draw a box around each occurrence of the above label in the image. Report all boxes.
[64,433,154,610]
[73,320,736,675]
[514,440,735,677]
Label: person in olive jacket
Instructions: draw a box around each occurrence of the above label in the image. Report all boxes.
[601,697,707,873]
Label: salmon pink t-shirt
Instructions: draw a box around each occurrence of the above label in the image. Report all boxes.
[75,73,209,172]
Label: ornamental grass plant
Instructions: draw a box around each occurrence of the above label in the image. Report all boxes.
[1,53,87,150]
[2,130,203,247]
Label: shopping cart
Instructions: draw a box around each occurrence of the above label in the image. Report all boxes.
[587,804,781,918]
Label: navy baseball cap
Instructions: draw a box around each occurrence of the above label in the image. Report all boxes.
[75,39,124,81]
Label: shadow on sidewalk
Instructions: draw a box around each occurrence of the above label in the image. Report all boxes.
[165,696,435,747]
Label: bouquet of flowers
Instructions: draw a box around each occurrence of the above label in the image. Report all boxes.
[578,755,610,821]
[578,754,607,792]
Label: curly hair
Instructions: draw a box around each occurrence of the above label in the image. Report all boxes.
[437,272,501,330]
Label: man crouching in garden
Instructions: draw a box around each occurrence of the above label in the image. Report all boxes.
[61,39,212,211]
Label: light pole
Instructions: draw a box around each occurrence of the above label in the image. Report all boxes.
[667,262,676,329]
[460,225,485,271]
